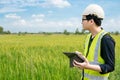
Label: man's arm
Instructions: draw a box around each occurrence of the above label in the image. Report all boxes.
[73,35,115,73]
[99,34,115,74]
[73,57,102,72]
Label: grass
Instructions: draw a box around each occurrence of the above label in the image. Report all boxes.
[0,34,119,80]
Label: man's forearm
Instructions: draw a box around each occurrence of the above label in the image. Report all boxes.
[85,64,102,72]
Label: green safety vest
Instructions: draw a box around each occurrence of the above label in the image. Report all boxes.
[83,30,109,80]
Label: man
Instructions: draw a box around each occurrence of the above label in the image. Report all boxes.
[73,4,115,80]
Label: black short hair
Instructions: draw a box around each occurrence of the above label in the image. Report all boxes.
[86,14,103,26]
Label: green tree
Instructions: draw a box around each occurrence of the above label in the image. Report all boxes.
[115,31,119,35]
[63,29,70,35]
[75,28,80,34]
[81,29,85,34]
[0,26,3,34]
[3,30,11,34]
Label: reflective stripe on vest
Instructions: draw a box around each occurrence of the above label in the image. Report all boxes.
[84,73,108,80]
[94,30,107,63]
[84,30,109,80]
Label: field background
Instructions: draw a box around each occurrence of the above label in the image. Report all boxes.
[0,34,119,80]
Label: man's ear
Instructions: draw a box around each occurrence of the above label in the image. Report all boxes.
[90,19,94,24]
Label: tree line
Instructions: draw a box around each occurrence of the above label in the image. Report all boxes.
[0,26,11,34]
[0,26,119,35]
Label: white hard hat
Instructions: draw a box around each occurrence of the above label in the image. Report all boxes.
[82,4,104,19]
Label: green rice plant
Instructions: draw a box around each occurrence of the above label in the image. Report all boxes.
[0,34,119,80]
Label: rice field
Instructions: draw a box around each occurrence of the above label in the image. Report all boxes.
[0,34,119,80]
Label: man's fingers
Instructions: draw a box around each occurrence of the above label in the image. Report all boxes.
[75,51,82,55]
[73,60,80,66]
[73,62,77,67]
[73,60,83,69]
[83,56,88,63]
[73,60,79,67]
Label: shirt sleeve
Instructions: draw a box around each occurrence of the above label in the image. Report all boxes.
[99,34,115,74]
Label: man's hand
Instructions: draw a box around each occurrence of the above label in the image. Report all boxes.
[73,55,89,69]
[73,51,102,72]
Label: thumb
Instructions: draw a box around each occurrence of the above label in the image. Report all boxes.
[75,51,82,55]
[83,56,88,63]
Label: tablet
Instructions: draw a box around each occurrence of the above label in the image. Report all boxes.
[63,52,85,67]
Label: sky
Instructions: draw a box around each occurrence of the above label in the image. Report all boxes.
[0,0,120,33]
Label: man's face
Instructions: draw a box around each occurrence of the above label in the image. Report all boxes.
[81,15,91,30]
